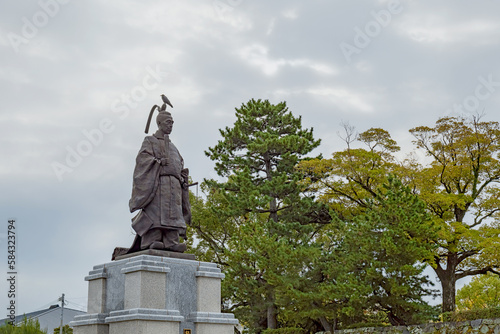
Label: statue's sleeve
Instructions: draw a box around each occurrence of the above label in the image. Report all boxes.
[129,137,160,212]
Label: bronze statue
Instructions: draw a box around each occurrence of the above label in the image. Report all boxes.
[125,96,191,254]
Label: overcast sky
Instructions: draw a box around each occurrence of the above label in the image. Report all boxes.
[1,0,500,315]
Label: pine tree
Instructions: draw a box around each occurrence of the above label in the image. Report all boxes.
[199,99,326,331]
[337,177,439,326]
[277,177,439,329]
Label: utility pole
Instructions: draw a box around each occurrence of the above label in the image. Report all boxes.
[59,293,65,334]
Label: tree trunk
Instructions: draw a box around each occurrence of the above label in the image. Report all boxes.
[441,273,456,313]
[434,253,458,313]
[319,316,333,333]
[264,154,279,225]
[270,197,278,223]
[267,304,277,329]
[264,153,278,330]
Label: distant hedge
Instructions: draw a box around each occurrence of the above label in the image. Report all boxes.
[441,307,500,322]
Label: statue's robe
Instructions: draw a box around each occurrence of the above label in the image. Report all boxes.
[127,130,188,252]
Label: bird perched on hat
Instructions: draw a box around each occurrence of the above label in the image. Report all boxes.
[160,94,173,111]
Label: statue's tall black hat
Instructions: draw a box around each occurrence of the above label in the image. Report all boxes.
[145,95,174,133]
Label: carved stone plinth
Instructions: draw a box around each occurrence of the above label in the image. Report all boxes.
[71,255,238,334]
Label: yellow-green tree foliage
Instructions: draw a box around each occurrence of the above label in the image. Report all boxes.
[456,273,500,310]
[298,116,500,313]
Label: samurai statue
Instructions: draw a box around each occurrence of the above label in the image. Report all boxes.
[125,95,191,254]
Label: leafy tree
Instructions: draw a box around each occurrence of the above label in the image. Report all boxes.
[409,116,500,312]
[298,126,401,221]
[298,116,500,313]
[192,99,327,332]
[456,273,500,311]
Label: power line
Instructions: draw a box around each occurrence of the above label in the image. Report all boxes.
[65,300,87,312]
[64,295,88,311]
[30,299,61,313]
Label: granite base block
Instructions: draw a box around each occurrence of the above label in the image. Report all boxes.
[72,324,109,334]
[72,314,109,334]
[124,270,167,309]
[189,311,239,325]
[72,313,108,326]
[195,323,236,334]
[71,254,238,334]
[190,311,239,334]
[105,308,184,323]
[108,319,179,334]
[87,279,106,314]
[196,275,222,312]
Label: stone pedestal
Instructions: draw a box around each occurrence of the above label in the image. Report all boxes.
[71,254,238,334]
